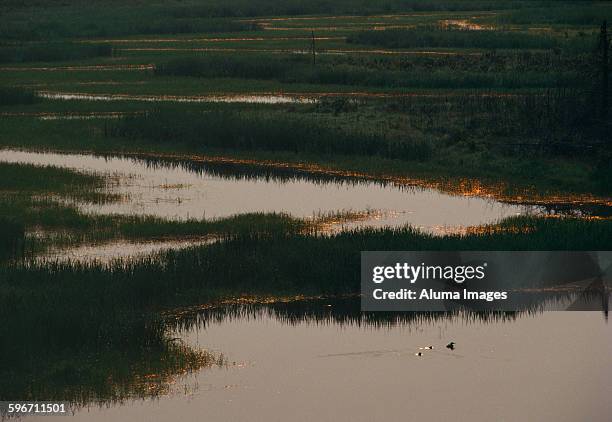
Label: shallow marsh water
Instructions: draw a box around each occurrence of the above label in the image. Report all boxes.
[37,237,216,264]
[20,306,612,422]
[0,148,538,231]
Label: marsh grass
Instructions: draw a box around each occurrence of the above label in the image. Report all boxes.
[0,6,252,40]
[348,27,593,51]
[155,54,583,90]
[155,55,307,80]
[388,89,601,144]
[0,87,38,106]
[0,0,543,41]
[10,215,602,402]
[0,162,104,193]
[109,108,434,161]
[2,341,226,404]
[0,217,24,260]
[106,91,608,183]
[0,163,109,250]
[494,4,612,25]
[0,43,112,63]
[0,304,225,403]
[0,163,119,239]
[3,198,307,253]
[161,0,525,17]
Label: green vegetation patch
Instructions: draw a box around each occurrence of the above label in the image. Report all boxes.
[348,27,593,51]
[109,108,434,161]
[0,87,38,106]
[494,4,612,25]
[154,52,584,90]
[0,43,113,64]
[0,217,24,261]
[0,162,104,194]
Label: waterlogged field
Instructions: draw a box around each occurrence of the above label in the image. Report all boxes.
[1,0,611,421]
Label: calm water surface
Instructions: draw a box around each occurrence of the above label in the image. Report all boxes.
[32,310,612,422]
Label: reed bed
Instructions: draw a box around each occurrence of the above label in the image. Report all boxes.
[348,27,593,51]
[155,54,583,90]
[0,11,252,41]
[494,4,612,25]
[109,109,435,161]
[163,0,526,18]
[0,86,38,106]
[0,43,112,63]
